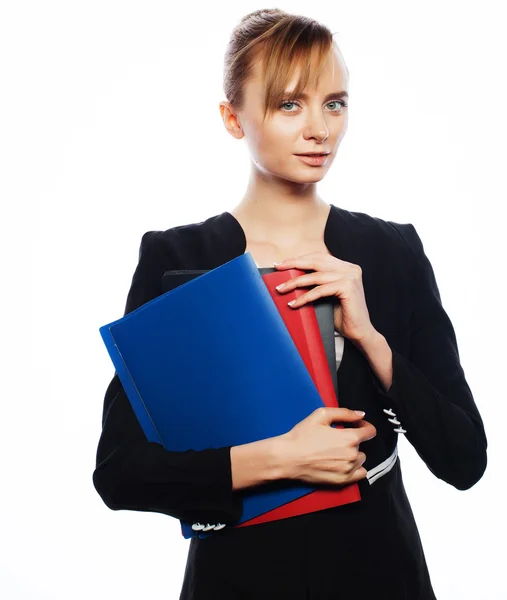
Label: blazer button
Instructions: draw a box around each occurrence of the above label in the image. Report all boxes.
[213,523,226,530]
[202,523,216,531]
[192,522,205,531]
[383,408,396,417]
[387,417,401,426]
[393,426,407,434]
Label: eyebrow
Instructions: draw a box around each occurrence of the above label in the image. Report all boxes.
[283,90,349,101]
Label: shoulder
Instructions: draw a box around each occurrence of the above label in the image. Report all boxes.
[138,215,218,266]
[330,206,435,301]
[334,205,422,259]
[141,219,207,249]
[124,219,216,315]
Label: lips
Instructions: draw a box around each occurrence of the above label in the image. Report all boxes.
[295,154,329,166]
[295,153,329,156]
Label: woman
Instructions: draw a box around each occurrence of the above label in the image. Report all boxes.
[93,9,487,599]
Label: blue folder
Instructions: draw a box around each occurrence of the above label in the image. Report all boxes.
[99,252,326,538]
[162,267,338,401]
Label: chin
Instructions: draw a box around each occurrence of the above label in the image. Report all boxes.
[293,167,329,180]
[283,173,327,185]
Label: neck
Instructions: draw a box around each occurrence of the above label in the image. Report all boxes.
[231,187,330,245]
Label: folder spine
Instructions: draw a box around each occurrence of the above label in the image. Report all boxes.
[99,327,163,445]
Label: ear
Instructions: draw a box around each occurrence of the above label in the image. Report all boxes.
[219,101,244,140]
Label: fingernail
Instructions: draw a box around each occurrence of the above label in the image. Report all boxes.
[354,410,365,416]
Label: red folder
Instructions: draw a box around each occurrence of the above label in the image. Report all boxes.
[236,268,361,528]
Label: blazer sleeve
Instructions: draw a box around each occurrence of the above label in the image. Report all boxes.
[367,222,488,491]
[92,231,244,526]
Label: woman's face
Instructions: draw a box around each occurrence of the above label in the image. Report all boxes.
[220,44,349,184]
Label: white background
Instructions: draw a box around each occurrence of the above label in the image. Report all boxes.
[1,1,505,598]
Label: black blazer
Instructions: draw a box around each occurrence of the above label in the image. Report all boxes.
[93,204,487,600]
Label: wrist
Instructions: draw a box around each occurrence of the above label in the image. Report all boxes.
[230,435,295,491]
[352,327,382,351]
[271,434,298,480]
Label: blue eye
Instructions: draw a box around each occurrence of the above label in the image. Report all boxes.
[327,100,348,111]
[279,99,348,113]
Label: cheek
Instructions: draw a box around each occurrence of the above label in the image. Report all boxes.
[252,131,292,164]
[273,119,301,143]
[259,123,299,157]
[337,116,348,139]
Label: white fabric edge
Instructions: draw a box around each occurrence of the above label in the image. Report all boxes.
[366,445,398,485]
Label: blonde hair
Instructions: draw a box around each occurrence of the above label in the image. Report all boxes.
[223,9,346,123]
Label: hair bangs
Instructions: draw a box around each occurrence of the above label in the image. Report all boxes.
[260,33,334,122]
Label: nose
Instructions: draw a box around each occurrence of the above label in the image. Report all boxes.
[304,111,329,142]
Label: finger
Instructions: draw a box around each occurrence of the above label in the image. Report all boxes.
[288,281,342,308]
[348,465,367,482]
[316,407,365,423]
[356,422,377,443]
[344,452,366,474]
[276,271,337,293]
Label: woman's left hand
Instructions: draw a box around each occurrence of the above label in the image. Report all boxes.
[274,252,378,345]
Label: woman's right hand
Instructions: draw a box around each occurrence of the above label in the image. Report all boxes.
[277,407,377,485]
